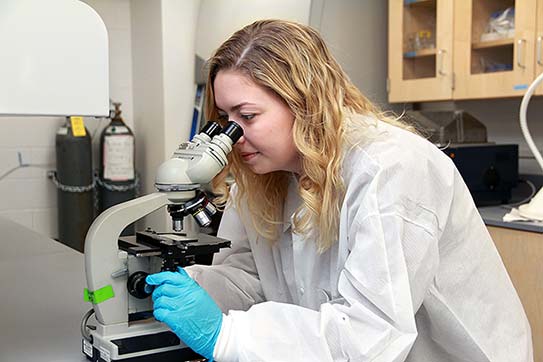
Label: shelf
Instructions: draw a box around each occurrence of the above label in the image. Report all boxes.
[472,38,514,50]
[404,48,436,58]
[404,0,435,7]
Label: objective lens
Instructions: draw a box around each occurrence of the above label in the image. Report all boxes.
[204,200,217,216]
[193,208,212,227]
[172,218,182,232]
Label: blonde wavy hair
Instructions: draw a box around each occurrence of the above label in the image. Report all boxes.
[206,19,411,252]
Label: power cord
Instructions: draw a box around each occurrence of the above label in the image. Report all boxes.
[500,179,537,210]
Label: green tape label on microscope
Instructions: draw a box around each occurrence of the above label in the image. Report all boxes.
[84,285,115,304]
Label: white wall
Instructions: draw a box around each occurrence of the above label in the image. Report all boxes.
[0,0,134,238]
[85,0,135,129]
[131,0,200,231]
[162,1,200,157]
[311,0,390,109]
[195,0,311,60]
[0,117,61,234]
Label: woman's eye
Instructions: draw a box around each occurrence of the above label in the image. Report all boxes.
[217,114,228,122]
[240,114,255,120]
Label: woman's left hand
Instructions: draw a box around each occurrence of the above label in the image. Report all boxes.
[146,267,223,361]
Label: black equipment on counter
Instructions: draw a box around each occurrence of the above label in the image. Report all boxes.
[405,110,519,206]
[98,102,137,236]
[55,116,94,252]
[443,144,518,206]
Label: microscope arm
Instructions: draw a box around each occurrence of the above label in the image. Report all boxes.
[85,191,195,325]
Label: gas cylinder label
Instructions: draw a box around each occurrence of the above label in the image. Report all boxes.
[70,116,86,137]
[104,135,134,181]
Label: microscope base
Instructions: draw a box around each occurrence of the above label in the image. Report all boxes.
[83,321,205,362]
[83,345,204,362]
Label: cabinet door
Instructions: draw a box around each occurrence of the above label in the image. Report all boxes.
[487,226,543,362]
[454,0,537,99]
[388,0,453,102]
[535,0,543,95]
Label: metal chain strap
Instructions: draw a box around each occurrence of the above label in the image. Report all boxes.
[48,170,140,194]
[47,171,95,193]
[95,172,140,192]
[93,186,99,215]
[49,170,141,217]
[93,170,140,214]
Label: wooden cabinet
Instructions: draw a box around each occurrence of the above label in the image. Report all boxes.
[388,0,543,102]
[454,0,537,99]
[388,0,454,102]
[487,226,543,362]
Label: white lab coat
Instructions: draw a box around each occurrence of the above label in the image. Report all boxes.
[187,119,533,362]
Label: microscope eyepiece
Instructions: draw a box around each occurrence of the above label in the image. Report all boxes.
[200,121,222,138]
[221,121,243,144]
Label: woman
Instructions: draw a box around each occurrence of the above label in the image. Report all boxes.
[146,20,532,361]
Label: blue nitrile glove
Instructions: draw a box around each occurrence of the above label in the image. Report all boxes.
[146,267,222,361]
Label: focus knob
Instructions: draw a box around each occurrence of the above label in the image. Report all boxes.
[127,271,152,299]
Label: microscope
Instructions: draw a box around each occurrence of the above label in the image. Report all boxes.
[82,121,243,362]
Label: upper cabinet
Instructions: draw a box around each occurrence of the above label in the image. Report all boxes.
[388,0,543,102]
[454,0,537,99]
[388,0,454,102]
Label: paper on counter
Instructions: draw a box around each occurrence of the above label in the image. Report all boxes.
[503,208,537,222]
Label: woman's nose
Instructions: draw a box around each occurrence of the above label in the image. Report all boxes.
[234,135,246,147]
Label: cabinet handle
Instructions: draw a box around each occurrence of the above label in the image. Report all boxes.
[438,49,446,76]
[537,36,543,66]
[517,39,526,69]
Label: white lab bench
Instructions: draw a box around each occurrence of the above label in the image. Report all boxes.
[0,216,88,362]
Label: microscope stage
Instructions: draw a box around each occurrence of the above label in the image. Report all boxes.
[119,230,231,268]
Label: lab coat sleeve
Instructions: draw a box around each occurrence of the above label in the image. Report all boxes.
[186,193,265,313]
[213,164,442,361]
